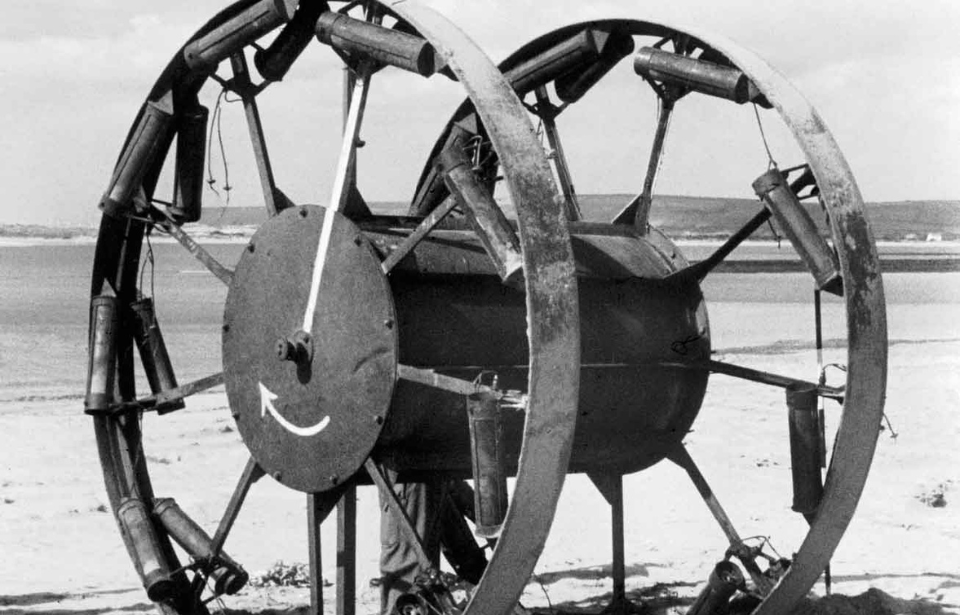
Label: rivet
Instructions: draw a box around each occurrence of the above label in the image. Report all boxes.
[374,415,384,425]
[384,319,394,330]
[222,324,230,333]
[354,236,362,246]
[330,474,339,485]
[247,243,256,253]
[300,208,308,218]
[272,471,282,481]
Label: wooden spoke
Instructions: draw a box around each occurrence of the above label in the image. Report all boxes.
[229,52,290,217]
[668,445,774,595]
[534,87,581,221]
[331,64,372,214]
[381,195,459,274]
[156,211,234,285]
[703,360,844,401]
[110,373,225,416]
[613,96,675,229]
[397,364,526,409]
[210,457,265,556]
[669,207,772,283]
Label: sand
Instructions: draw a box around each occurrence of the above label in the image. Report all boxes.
[1,329,958,615]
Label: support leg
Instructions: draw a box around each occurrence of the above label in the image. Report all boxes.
[588,473,643,614]
[338,485,357,615]
[309,493,324,615]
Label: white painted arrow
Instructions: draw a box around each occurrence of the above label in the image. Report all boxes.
[258,382,330,437]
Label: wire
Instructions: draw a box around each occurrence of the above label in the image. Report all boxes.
[753,103,778,170]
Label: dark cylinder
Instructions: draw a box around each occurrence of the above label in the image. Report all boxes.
[101,95,174,218]
[254,0,328,81]
[554,30,635,103]
[117,497,175,602]
[753,168,842,295]
[467,391,508,538]
[410,118,478,217]
[504,29,600,96]
[787,383,824,515]
[686,560,745,615]
[440,146,523,286]
[316,12,436,76]
[371,227,710,478]
[85,296,119,414]
[131,298,184,413]
[184,0,298,72]
[153,498,249,595]
[170,105,208,224]
[634,47,770,107]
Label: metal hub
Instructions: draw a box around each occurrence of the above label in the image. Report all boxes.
[223,205,397,492]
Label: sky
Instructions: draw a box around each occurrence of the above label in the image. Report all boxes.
[0,0,957,226]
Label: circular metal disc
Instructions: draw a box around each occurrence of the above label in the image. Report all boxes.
[223,205,397,493]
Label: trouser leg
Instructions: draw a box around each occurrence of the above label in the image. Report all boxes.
[379,475,441,615]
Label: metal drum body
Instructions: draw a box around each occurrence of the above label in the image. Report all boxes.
[366,223,710,478]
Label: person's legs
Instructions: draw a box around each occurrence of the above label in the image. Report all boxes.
[378,475,441,614]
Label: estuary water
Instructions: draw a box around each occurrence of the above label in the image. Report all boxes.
[1,241,958,410]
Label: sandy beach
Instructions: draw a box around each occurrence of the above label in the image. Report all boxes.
[1,247,958,614]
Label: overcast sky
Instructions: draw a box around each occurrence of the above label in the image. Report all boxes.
[1,0,957,225]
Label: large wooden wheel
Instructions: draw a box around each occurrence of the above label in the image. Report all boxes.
[87,1,576,614]
[410,18,888,615]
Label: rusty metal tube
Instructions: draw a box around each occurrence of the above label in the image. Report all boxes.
[153,498,249,595]
[101,95,174,217]
[130,298,184,414]
[169,105,208,224]
[554,30,634,103]
[467,391,507,539]
[686,560,745,615]
[504,29,600,96]
[440,146,523,286]
[410,119,477,216]
[85,296,119,414]
[787,383,824,516]
[634,47,770,107]
[316,12,436,76]
[254,0,327,82]
[117,497,175,602]
[753,168,842,295]
[184,0,298,72]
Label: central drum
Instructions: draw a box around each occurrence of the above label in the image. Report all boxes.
[227,204,711,492]
[371,222,711,479]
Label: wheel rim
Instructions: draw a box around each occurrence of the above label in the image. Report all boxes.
[412,18,887,614]
[88,1,579,613]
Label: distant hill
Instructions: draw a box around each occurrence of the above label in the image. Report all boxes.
[194,195,960,242]
[2,196,957,242]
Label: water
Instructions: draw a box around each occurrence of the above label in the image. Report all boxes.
[1,242,958,409]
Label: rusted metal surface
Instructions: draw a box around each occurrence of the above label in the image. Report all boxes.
[254,0,328,82]
[439,146,524,284]
[88,5,886,615]
[316,11,438,76]
[223,205,396,493]
[390,5,580,615]
[533,87,582,221]
[613,97,674,230]
[183,0,298,72]
[671,23,887,614]
[229,52,285,217]
[754,167,842,294]
[634,46,770,107]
